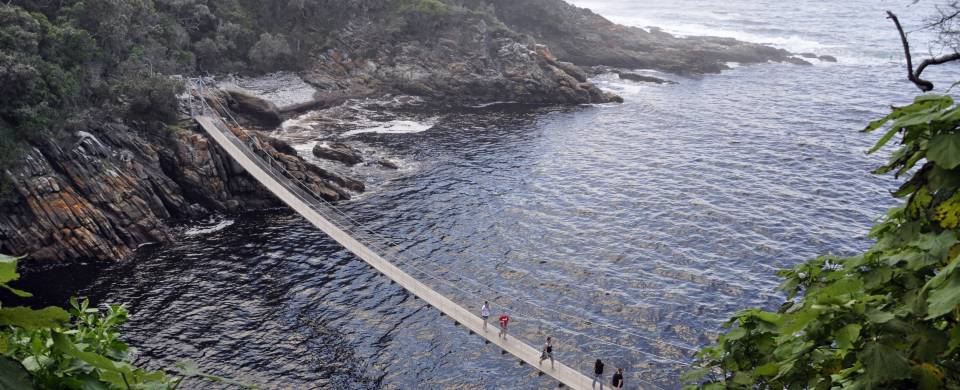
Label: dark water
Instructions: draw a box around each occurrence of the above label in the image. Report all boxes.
[29,1,960,389]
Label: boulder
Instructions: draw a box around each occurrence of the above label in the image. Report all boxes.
[312,142,363,165]
[376,159,399,170]
[818,55,838,62]
[617,72,676,84]
[785,57,813,66]
[226,90,283,127]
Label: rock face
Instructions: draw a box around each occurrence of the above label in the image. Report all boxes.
[0,123,358,263]
[312,142,364,166]
[224,90,283,128]
[299,4,622,106]
[454,0,795,74]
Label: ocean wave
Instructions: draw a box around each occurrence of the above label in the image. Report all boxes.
[340,119,435,137]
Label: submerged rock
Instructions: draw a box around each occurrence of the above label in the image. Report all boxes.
[819,55,838,62]
[617,72,676,84]
[312,142,363,165]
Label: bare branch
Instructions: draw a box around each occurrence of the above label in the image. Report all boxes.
[888,11,935,92]
[915,52,960,77]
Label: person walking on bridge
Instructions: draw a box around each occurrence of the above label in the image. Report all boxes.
[539,336,554,369]
[480,301,490,331]
[498,313,510,338]
[592,358,604,389]
[611,367,624,389]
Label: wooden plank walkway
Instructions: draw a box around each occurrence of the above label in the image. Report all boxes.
[195,116,597,390]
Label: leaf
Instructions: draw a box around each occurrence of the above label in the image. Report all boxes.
[834,324,862,350]
[865,310,895,324]
[927,133,960,169]
[858,343,911,384]
[916,231,958,258]
[922,254,960,292]
[0,254,23,285]
[912,362,944,390]
[680,367,711,383]
[0,284,33,298]
[723,326,748,342]
[0,357,34,390]
[754,362,779,377]
[925,272,960,319]
[0,307,70,330]
[732,371,754,385]
[933,191,960,229]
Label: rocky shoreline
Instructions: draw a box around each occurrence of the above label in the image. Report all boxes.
[0,0,819,264]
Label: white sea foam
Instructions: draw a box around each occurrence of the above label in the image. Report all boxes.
[183,218,235,236]
[340,119,435,137]
[470,101,518,108]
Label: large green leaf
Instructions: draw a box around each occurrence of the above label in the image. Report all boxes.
[834,324,862,350]
[0,254,22,284]
[858,343,911,384]
[0,307,70,330]
[926,273,960,319]
[927,133,960,169]
[0,357,34,390]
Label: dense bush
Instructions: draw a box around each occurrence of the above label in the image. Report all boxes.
[686,95,960,388]
[248,33,294,73]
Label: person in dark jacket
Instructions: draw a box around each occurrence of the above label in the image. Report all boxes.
[592,359,604,389]
[611,367,624,389]
[539,336,554,368]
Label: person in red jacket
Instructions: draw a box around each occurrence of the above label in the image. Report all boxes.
[498,313,510,338]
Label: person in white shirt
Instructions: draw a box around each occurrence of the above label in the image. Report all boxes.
[480,301,491,330]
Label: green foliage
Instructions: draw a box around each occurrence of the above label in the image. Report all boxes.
[248,33,294,73]
[687,94,960,389]
[0,254,252,389]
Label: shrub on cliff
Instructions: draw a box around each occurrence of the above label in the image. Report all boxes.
[0,254,251,389]
[248,33,295,73]
[685,95,960,388]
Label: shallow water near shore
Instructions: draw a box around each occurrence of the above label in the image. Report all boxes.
[29,1,960,389]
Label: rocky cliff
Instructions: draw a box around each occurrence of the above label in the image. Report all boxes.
[455,0,796,74]
[0,121,352,262]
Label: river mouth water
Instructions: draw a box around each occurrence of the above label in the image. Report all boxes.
[25,1,960,389]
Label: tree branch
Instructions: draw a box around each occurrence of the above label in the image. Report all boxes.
[915,52,960,78]
[888,10,934,92]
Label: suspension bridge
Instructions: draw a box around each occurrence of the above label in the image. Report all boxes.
[186,79,697,389]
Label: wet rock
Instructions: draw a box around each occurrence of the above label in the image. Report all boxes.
[225,90,283,127]
[617,72,676,84]
[798,52,818,59]
[785,57,814,66]
[0,122,362,263]
[818,55,838,62]
[376,159,399,170]
[312,142,363,165]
